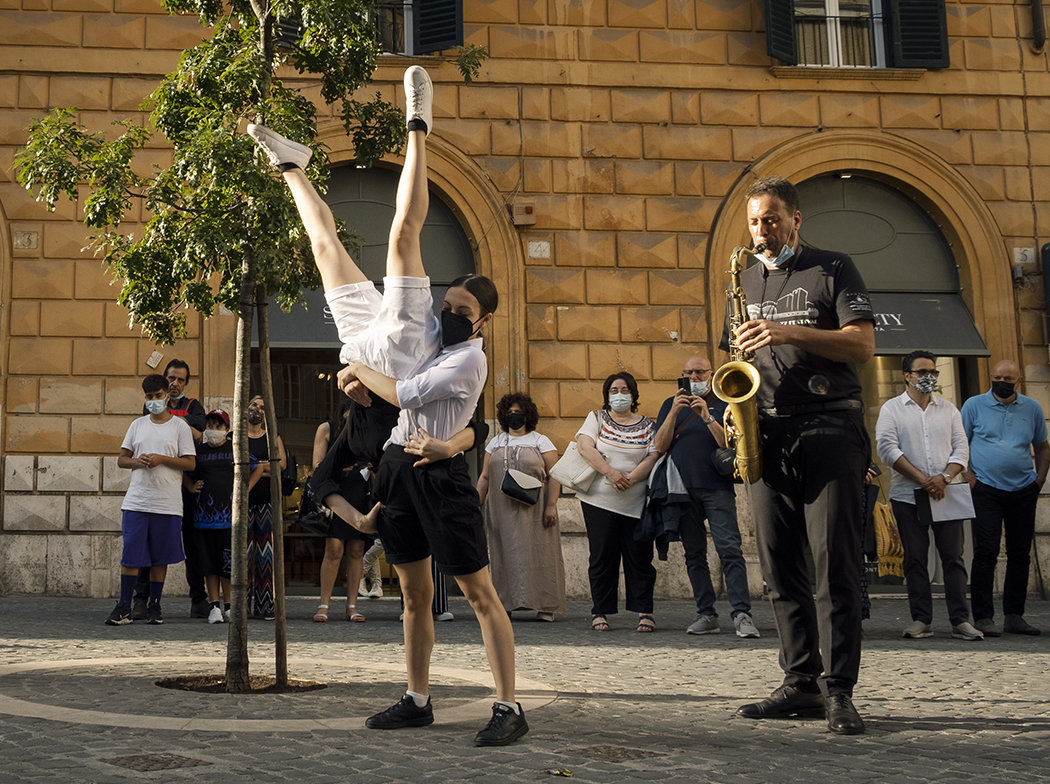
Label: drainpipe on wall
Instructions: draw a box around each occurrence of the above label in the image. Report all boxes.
[1034,0,1046,52]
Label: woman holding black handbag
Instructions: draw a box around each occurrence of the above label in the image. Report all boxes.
[477,394,565,622]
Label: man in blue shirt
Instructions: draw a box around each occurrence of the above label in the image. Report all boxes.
[962,359,1050,636]
[653,355,759,638]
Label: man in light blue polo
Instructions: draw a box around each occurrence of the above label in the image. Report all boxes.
[962,359,1050,637]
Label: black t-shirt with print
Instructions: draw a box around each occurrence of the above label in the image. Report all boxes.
[719,245,874,410]
[191,439,236,529]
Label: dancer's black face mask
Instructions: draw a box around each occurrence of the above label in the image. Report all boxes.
[441,309,482,347]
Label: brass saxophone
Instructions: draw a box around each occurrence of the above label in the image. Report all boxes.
[712,244,766,484]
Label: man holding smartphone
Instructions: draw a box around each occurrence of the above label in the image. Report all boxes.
[652,354,759,637]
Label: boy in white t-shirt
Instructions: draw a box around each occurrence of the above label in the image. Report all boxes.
[105,374,196,626]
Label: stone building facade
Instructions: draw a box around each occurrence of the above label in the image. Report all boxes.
[1,0,1048,599]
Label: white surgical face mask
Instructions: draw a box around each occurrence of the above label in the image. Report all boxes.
[767,244,795,268]
[203,429,227,446]
[145,399,167,415]
[691,380,709,396]
[608,393,633,413]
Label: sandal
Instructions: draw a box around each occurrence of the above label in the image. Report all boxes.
[636,614,655,633]
[313,604,329,623]
[346,605,365,623]
[591,614,610,631]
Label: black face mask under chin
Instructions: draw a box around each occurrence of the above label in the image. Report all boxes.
[441,309,482,347]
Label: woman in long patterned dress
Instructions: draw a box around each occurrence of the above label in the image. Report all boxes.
[477,393,565,621]
[246,394,286,620]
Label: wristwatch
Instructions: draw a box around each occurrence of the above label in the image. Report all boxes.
[702,416,714,424]
[941,472,953,483]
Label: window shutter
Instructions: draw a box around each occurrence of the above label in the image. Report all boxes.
[885,0,949,68]
[764,0,798,64]
[414,0,463,55]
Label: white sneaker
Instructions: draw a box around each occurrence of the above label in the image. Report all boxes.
[208,606,225,624]
[223,608,231,622]
[435,611,454,622]
[902,620,933,638]
[951,621,984,641]
[246,124,312,170]
[404,66,433,136]
[358,579,370,599]
[368,578,383,599]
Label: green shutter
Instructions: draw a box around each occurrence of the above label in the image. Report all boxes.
[886,0,949,68]
[414,0,462,55]
[764,0,798,64]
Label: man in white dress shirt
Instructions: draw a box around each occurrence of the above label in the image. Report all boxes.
[875,350,982,641]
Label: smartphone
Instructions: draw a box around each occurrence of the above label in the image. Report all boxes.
[677,377,691,394]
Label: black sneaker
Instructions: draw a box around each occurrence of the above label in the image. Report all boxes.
[130,598,148,621]
[474,702,529,747]
[365,695,434,729]
[190,599,212,619]
[105,603,132,626]
[147,602,164,625]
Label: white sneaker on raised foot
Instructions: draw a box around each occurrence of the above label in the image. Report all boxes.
[404,66,433,136]
[367,578,383,599]
[246,124,312,171]
[208,606,225,624]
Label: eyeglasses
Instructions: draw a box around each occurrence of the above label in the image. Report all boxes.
[908,369,940,378]
[682,369,711,378]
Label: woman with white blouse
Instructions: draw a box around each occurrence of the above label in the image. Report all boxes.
[575,372,660,632]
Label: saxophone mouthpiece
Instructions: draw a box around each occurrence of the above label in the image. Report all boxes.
[753,242,767,254]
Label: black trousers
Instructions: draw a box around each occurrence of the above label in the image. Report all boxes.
[748,410,869,697]
[970,479,1040,620]
[581,502,655,616]
[135,488,205,604]
[891,500,970,625]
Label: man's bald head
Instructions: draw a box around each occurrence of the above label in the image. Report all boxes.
[992,360,1021,381]
[683,355,712,375]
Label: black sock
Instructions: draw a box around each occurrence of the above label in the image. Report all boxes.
[277,162,300,173]
[211,600,220,608]
[406,118,428,135]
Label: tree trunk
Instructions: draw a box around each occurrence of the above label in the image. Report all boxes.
[225,246,256,693]
[255,281,289,685]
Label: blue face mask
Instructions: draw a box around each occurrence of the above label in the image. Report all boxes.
[690,380,709,397]
[608,393,633,413]
[145,399,167,415]
[766,244,795,268]
[170,391,185,400]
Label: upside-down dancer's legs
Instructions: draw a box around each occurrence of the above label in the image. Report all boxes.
[386,127,428,280]
[281,167,368,290]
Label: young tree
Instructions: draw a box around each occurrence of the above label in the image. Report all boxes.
[17,0,410,691]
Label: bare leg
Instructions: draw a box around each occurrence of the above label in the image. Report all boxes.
[205,574,220,603]
[282,167,368,289]
[386,129,428,280]
[319,537,345,609]
[345,540,365,619]
[394,558,436,695]
[455,567,516,703]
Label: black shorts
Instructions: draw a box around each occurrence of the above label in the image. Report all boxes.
[196,527,232,579]
[328,515,370,542]
[372,446,488,576]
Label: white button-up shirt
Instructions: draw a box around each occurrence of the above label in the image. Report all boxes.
[875,390,969,503]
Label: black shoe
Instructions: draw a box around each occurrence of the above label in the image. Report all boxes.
[365,695,434,729]
[104,603,132,626]
[826,693,865,735]
[474,703,529,747]
[190,599,212,619]
[147,602,164,625]
[130,598,148,621]
[736,685,825,719]
[1003,614,1041,635]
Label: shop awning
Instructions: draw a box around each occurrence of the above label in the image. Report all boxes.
[868,292,989,357]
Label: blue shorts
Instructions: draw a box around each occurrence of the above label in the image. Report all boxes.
[121,510,185,567]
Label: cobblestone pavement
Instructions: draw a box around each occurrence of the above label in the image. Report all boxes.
[1,595,1049,783]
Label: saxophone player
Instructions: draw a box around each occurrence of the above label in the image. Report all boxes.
[722,177,875,735]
